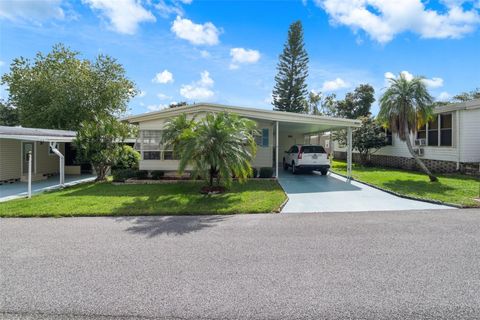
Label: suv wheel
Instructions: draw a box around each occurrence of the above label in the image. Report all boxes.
[291,162,297,174]
[320,169,328,176]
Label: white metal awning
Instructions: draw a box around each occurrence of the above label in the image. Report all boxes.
[0,126,76,143]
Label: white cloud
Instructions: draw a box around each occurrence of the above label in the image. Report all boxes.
[321,78,349,91]
[152,70,174,84]
[315,0,480,43]
[0,60,4,67]
[229,48,261,70]
[157,93,172,100]
[422,77,444,88]
[200,50,210,58]
[171,16,221,45]
[230,48,261,64]
[384,71,444,88]
[0,0,65,22]
[83,0,155,35]
[137,90,146,98]
[438,91,451,101]
[180,70,215,100]
[155,0,183,18]
[147,104,168,111]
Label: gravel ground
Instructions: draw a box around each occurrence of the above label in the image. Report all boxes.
[1,209,480,319]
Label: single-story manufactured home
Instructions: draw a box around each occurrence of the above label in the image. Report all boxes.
[0,126,81,184]
[333,98,480,175]
[125,103,361,178]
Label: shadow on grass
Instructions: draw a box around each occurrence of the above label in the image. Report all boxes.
[114,215,231,237]
[109,193,241,215]
[382,179,456,196]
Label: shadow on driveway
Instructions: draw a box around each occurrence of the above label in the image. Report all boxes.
[114,215,231,237]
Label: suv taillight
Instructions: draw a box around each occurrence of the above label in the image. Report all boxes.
[298,148,303,159]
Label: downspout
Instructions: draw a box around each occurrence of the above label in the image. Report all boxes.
[49,142,65,186]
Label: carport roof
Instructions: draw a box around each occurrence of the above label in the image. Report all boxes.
[124,103,361,131]
[0,126,76,142]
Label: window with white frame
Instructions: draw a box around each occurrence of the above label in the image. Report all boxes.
[416,113,452,147]
[138,130,181,160]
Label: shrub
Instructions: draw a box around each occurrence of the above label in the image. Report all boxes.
[135,170,149,180]
[112,168,136,182]
[259,167,273,178]
[114,145,140,170]
[151,170,164,180]
[249,167,258,178]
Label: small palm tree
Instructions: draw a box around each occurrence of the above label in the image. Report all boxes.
[378,73,438,182]
[163,112,258,188]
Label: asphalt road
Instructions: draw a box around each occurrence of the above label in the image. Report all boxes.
[1,209,480,319]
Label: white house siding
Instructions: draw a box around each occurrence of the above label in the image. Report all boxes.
[35,142,65,175]
[0,139,21,181]
[252,120,274,168]
[459,108,480,163]
[334,110,460,163]
[138,116,274,171]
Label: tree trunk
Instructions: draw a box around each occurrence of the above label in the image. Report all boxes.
[95,164,108,182]
[404,124,438,182]
[209,166,214,187]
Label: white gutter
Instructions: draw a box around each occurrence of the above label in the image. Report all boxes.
[0,134,75,143]
[49,142,65,186]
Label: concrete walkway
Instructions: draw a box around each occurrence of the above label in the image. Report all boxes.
[278,170,453,213]
[0,174,96,202]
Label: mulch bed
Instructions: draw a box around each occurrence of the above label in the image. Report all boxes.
[200,186,226,194]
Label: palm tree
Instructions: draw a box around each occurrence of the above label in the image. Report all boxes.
[378,73,438,182]
[162,112,258,188]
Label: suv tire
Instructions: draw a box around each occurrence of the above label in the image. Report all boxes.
[292,162,298,175]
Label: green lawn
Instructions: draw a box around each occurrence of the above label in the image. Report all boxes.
[0,180,287,217]
[331,160,480,207]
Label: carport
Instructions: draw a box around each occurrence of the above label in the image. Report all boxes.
[269,112,361,179]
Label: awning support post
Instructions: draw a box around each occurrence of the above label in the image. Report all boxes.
[27,151,32,199]
[275,121,279,178]
[49,142,64,187]
[347,127,353,179]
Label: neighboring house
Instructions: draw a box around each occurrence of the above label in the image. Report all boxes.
[124,103,361,178]
[0,126,82,183]
[334,99,480,175]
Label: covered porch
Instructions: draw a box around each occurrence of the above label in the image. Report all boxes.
[0,174,96,202]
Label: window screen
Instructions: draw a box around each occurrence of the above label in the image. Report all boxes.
[427,117,439,146]
[440,114,452,146]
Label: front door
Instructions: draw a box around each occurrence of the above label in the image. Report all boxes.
[22,142,35,174]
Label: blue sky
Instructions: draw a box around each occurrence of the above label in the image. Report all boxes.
[1,0,479,116]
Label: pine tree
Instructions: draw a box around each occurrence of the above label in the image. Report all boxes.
[272,21,309,113]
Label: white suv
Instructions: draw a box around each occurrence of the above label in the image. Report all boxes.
[283,144,330,175]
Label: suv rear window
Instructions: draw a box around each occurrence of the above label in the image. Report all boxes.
[301,146,326,154]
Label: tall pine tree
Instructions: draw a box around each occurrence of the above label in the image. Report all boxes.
[272,21,309,113]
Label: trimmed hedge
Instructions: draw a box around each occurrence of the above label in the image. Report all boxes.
[112,168,136,182]
[135,170,149,180]
[259,167,273,178]
[151,170,165,180]
[249,167,258,178]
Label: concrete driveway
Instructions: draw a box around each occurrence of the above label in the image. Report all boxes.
[1,210,480,319]
[278,170,452,213]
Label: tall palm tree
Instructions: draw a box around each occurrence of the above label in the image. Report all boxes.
[378,73,438,182]
[162,112,258,188]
